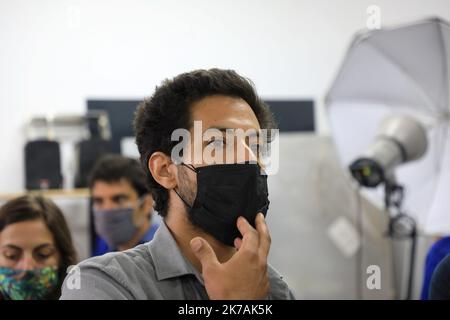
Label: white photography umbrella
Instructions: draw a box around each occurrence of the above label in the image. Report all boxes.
[326,17,450,235]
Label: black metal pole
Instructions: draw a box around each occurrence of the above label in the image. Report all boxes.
[406,225,417,300]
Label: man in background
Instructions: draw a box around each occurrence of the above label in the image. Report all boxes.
[89,154,158,255]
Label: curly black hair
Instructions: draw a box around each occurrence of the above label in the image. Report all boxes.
[133,68,276,217]
[88,154,148,197]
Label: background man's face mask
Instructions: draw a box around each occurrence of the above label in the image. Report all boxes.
[93,198,148,248]
[175,162,270,247]
[0,266,59,300]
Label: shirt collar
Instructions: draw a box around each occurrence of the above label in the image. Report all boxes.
[147,221,204,284]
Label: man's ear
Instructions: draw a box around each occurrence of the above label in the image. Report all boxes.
[148,152,178,190]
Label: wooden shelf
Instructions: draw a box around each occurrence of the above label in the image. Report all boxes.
[0,188,90,201]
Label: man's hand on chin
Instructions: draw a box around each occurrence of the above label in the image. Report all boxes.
[190,213,271,300]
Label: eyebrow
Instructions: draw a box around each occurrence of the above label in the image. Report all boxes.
[205,126,260,137]
[111,193,130,201]
[93,193,129,200]
[1,243,54,251]
[34,243,54,251]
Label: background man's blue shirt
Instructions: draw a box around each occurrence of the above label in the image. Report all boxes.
[421,236,450,299]
[92,223,159,256]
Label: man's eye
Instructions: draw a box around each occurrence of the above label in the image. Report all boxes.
[111,195,128,205]
[249,143,262,155]
[116,196,128,204]
[208,139,225,148]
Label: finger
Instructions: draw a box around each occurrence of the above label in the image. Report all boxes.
[234,237,242,250]
[190,237,220,271]
[255,212,271,257]
[236,216,259,251]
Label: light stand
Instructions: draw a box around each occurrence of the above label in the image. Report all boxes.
[384,181,417,300]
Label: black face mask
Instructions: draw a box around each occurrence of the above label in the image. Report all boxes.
[174,162,270,247]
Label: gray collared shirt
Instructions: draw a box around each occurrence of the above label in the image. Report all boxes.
[60,222,295,300]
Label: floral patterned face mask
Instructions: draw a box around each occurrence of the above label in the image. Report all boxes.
[0,266,59,300]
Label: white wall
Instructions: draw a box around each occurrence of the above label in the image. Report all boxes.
[1,0,448,299]
[1,0,450,193]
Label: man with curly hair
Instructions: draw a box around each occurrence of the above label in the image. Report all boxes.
[61,69,294,300]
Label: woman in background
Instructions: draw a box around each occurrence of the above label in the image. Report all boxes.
[0,195,77,300]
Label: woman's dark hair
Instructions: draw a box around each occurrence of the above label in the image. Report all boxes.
[134,68,277,217]
[88,154,148,197]
[0,195,78,299]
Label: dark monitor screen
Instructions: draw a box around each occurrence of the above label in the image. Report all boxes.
[87,100,141,153]
[265,100,315,132]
